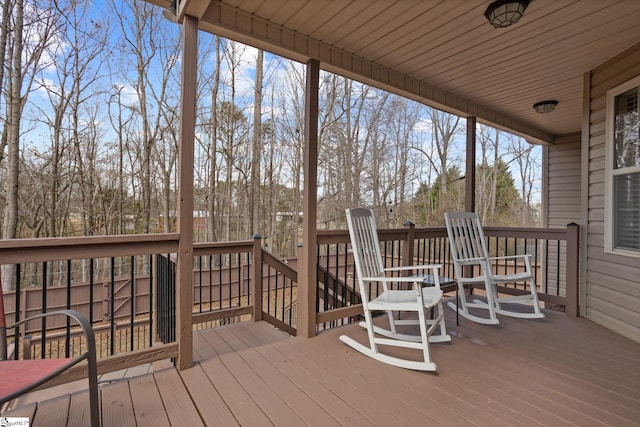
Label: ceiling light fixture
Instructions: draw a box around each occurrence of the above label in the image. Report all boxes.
[484,0,530,28]
[533,100,558,114]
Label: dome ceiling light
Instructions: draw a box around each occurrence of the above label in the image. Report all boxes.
[484,0,530,28]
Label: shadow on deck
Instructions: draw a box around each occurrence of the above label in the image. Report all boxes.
[4,298,640,426]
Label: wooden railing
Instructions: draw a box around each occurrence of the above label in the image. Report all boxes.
[0,234,181,384]
[314,223,580,328]
[0,224,579,384]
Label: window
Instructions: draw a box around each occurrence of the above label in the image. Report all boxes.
[606,75,640,256]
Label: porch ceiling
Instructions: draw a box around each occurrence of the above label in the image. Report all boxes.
[154,0,640,144]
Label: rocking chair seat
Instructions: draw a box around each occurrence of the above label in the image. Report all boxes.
[369,288,443,309]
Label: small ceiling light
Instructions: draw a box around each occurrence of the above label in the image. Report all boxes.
[484,0,530,28]
[533,100,558,114]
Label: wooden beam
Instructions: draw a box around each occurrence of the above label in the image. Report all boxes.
[465,116,476,212]
[565,223,580,317]
[0,234,179,264]
[297,59,320,338]
[251,237,263,321]
[175,14,198,371]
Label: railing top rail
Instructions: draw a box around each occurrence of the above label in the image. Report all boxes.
[318,225,575,245]
[484,226,572,240]
[413,227,447,239]
[317,230,351,244]
[193,240,254,256]
[318,228,411,244]
[0,233,180,264]
[262,250,297,282]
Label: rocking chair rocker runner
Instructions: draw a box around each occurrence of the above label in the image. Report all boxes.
[445,211,544,325]
[340,208,450,371]
[0,277,100,426]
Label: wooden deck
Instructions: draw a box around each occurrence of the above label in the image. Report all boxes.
[4,301,640,426]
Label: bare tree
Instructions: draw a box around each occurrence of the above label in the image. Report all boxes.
[507,135,540,225]
[429,108,462,215]
[250,49,263,235]
[381,96,421,224]
[271,60,305,255]
[1,0,58,289]
[45,0,108,238]
[476,124,497,222]
[148,26,180,233]
[411,107,463,221]
[112,0,166,234]
[107,85,135,234]
[207,35,221,242]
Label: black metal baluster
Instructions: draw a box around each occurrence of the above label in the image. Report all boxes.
[13,264,21,360]
[148,254,153,348]
[208,255,213,313]
[41,261,47,359]
[130,255,135,352]
[66,259,72,358]
[110,257,116,355]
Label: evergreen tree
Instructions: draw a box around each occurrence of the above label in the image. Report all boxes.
[476,159,521,224]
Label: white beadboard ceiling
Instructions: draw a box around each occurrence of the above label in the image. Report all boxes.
[154,0,640,144]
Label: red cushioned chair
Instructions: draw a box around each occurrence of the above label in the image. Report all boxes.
[0,277,100,426]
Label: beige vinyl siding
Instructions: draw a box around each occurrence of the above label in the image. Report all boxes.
[545,133,582,227]
[543,133,581,299]
[586,42,640,344]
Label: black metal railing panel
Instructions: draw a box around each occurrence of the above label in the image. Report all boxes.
[191,241,254,329]
[156,254,175,344]
[3,254,156,360]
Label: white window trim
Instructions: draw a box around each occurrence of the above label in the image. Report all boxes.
[604,74,640,258]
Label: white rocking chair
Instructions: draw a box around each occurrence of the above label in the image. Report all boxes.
[444,211,544,325]
[339,208,450,371]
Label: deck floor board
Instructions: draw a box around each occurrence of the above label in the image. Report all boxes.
[154,367,204,427]
[67,390,92,427]
[128,371,171,427]
[5,301,640,426]
[179,362,240,426]
[100,379,136,427]
[32,394,69,427]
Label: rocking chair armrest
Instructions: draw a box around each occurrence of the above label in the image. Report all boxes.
[383,264,442,273]
[361,275,434,284]
[487,254,532,263]
[361,274,445,290]
[457,257,486,265]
